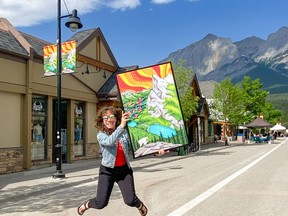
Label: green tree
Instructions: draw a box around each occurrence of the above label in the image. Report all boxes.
[241,76,269,121]
[262,102,282,124]
[173,61,199,123]
[213,78,244,136]
[266,93,288,127]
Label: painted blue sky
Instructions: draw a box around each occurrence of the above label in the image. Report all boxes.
[1,0,287,68]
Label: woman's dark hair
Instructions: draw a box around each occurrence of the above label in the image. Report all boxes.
[95,106,122,134]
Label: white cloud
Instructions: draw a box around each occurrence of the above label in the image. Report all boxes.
[0,0,141,27]
[0,0,53,27]
[105,0,141,11]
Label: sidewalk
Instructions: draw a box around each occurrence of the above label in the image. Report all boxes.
[0,141,238,182]
[0,139,272,205]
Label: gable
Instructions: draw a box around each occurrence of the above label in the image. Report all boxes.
[191,74,210,118]
[191,74,202,98]
[67,28,119,94]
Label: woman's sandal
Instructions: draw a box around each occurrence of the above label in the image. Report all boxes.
[137,202,148,216]
[77,200,90,215]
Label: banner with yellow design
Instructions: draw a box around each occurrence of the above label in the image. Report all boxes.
[43,40,76,76]
[116,62,188,158]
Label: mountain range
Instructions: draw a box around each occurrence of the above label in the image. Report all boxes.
[159,26,288,95]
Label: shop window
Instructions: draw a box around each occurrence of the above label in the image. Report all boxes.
[31,96,47,160]
[208,120,213,136]
[74,101,85,156]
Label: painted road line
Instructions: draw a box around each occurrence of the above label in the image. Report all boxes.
[167,139,287,216]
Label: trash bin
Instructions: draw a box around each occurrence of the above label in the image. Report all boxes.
[237,133,244,142]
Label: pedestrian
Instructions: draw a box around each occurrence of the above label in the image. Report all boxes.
[77,106,165,215]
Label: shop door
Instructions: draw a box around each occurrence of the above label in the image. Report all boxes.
[53,100,68,163]
[188,125,195,144]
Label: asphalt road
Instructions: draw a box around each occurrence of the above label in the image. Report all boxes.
[1,137,288,216]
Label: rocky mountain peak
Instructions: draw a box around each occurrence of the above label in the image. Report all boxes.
[202,33,218,41]
[159,26,288,94]
[267,26,288,43]
[234,36,265,57]
[255,26,288,61]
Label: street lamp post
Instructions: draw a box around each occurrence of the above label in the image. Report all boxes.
[197,117,201,151]
[53,0,83,179]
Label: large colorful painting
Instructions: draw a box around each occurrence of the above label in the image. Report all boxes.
[43,40,76,76]
[116,62,188,158]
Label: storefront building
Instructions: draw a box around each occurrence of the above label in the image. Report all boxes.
[0,18,120,174]
[187,75,212,145]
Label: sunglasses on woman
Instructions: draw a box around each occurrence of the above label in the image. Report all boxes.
[102,114,115,120]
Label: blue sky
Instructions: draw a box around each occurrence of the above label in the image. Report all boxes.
[1,0,287,68]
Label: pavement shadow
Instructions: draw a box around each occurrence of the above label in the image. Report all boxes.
[0,160,101,190]
[0,180,123,214]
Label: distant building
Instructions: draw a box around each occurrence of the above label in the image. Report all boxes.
[199,80,232,141]
[188,75,212,145]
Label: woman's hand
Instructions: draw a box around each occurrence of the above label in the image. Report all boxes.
[154,149,169,156]
[120,111,130,128]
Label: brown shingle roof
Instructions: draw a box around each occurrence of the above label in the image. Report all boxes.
[245,117,272,128]
[20,31,51,57]
[68,28,96,46]
[0,29,28,57]
[199,80,219,99]
[97,65,139,98]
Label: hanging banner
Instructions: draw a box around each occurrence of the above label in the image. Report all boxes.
[116,62,189,158]
[43,40,76,76]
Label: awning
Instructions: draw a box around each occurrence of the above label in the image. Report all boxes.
[270,124,286,131]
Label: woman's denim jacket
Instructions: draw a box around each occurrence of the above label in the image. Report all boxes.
[97,126,131,168]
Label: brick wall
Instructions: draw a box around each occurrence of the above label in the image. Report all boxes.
[0,144,100,175]
[73,143,100,161]
[0,147,24,174]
